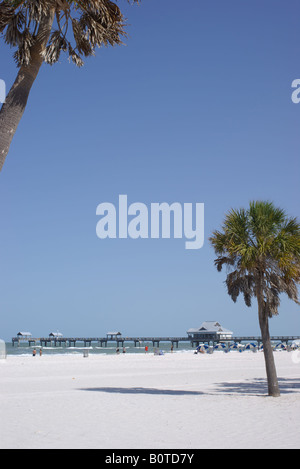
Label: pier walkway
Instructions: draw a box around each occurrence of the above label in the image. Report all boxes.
[12,335,300,348]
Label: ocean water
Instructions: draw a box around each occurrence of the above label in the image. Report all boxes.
[5,339,297,357]
[5,340,194,357]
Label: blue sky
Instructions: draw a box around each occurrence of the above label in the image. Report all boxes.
[0,0,299,340]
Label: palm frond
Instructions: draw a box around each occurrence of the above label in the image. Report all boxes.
[0,0,140,68]
[13,28,34,66]
[210,201,300,317]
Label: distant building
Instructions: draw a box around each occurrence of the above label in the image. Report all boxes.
[106,332,122,340]
[49,332,63,338]
[187,321,233,341]
[17,332,32,338]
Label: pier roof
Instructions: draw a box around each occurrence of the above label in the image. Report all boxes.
[49,332,63,337]
[187,321,233,335]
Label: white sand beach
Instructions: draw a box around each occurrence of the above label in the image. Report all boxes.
[0,350,300,449]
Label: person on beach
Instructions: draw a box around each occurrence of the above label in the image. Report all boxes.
[171,345,174,353]
[145,345,148,353]
[39,348,42,356]
[32,349,36,357]
[116,347,120,354]
[123,347,126,353]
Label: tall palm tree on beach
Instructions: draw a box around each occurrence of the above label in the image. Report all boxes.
[0,0,139,171]
[209,201,300,397]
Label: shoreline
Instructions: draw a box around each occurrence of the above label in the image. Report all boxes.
[5,342,300,359]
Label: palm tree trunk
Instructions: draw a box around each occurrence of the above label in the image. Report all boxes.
[0,10,55,172]
[257,275,280,397]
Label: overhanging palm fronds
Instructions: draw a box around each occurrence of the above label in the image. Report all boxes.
[0,0,139,68]
[0,0,139,171]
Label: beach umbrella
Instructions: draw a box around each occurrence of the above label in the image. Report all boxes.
[214,343,227,351]
[275,342,286,350]
[229,342,238,350]
[229,342,244,351]
[197,343,209,351]
[244,342,257,351]
[196,344,209,353]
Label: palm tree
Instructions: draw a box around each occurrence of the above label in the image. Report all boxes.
[209,201,300,397]
[0,0,139,171]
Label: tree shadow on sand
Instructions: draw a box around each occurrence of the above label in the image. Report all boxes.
[79,378,300,397]
[78,386,204,396]
[213,377,300,396]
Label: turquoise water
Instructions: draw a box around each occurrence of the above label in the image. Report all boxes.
[5,341,194,356]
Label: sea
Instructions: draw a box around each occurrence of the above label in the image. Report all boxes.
[4,340,194,357]
[4,338,297,358]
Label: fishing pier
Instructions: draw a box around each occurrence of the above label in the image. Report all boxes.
[11,335,300,348]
